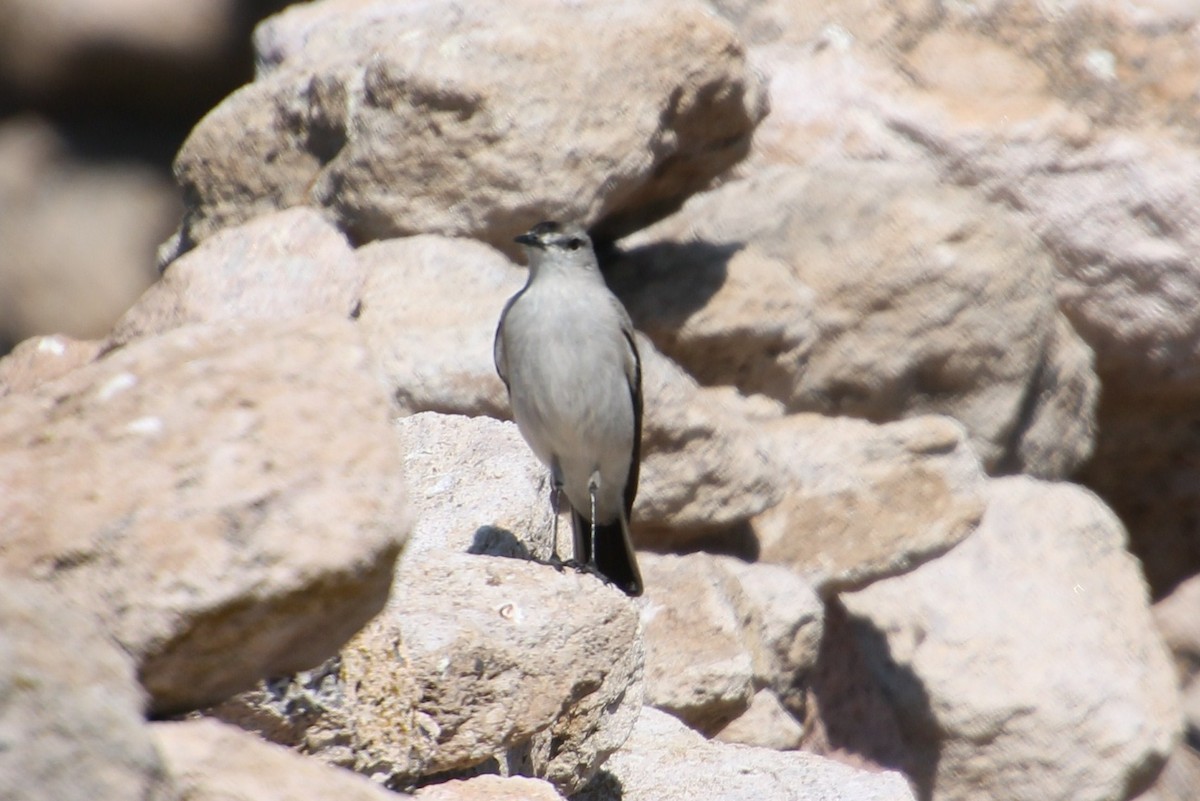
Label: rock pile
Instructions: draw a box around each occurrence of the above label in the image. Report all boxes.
[3,1,1197,800]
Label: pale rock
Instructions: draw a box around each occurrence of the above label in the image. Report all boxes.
[843,477,1182,801]
[617,161,1098,477]
[213,551,643,796]
[355,236,519,418]
[0,578,173,801]
[165,0,767,261]
[0,117,177,347]
[0,333,102,397]
[636,343,782,535]
[754,414,986,595]
[639,553,823,739]
[0,316,408,714]
[713,688,805,751]
[111,207,361,345]
[414,775,564,801]
[639,553,756,734]
[715,557,824,714]
[153,719,406,801]
[393,412,554,565]
[574,706,916,801]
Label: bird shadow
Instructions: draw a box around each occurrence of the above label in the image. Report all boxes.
[468,525,536,560]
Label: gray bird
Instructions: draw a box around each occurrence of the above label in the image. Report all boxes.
[494,220,644,596]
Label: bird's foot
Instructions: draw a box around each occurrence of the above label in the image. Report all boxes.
[545,553,568,573]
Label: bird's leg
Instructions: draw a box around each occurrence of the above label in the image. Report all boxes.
[548,474,565,571]
[588,471,600,572]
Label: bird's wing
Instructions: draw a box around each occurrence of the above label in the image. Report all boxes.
[620,318,643,518]
[493,292,523,391]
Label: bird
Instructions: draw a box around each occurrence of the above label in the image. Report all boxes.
[494,220,644,597]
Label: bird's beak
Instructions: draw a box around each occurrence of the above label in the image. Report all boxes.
[514,232,540,247]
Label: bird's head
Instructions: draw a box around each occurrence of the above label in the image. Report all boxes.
[514,221,598,276]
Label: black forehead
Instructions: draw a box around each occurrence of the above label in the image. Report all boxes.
[529,220,562,235]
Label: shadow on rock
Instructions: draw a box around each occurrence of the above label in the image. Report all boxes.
[602,239,742,330]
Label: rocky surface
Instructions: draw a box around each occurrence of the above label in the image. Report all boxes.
[4,1,1197,800]
[154,718,406,801]
[842,477,1181,801]
[0,578,173,800]
[165,0,768,261]
[575,707,915,801]
[0,315,408,714]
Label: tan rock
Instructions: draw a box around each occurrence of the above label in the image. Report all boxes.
[843,476,1182,801]
[754,414,985,595]
[713,688,805,751]
[355,236,518,418]
[0,316,408,714]
[414,776,564,801]
[636,343,783,535]
[0,333,102,397]
[0,117,176,347]
[640,553,823,736]
[0,578,174,801]
[640,553,756,734]
[153,719,405,801]
[166,0,767,261]
[213,551,643,796]
[574,706,916,801]
[717,557,824,713]
[111,207,361,345]
[393,412,553,565]
[616,161,1098,478]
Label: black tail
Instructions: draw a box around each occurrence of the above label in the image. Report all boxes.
[572,509,643,597]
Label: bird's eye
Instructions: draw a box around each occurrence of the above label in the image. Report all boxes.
[566,238,584,251]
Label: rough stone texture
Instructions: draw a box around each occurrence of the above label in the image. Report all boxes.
[0,116,177,349]
[392,412,554,565]
[636,342,782,536]
[574,706,916,801]
[355,236,520,419]
[0,333,103,397]
[414,776,565,801]
[843,477,1182,801]
[639,553,755,734]
[0,578,173,801]
[639,553,823,740]
[712,688,805,751]
[0,315,408,714]
[213,551,643,796]
[754,413,986,595]
[110,207,361,346]
[153,719,406,801]
[615,160,1098,478]
[165,0,767,262]
[717,557,824,714]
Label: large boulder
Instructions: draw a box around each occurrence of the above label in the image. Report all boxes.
[0,316,408,714]
[165,0,768,262]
